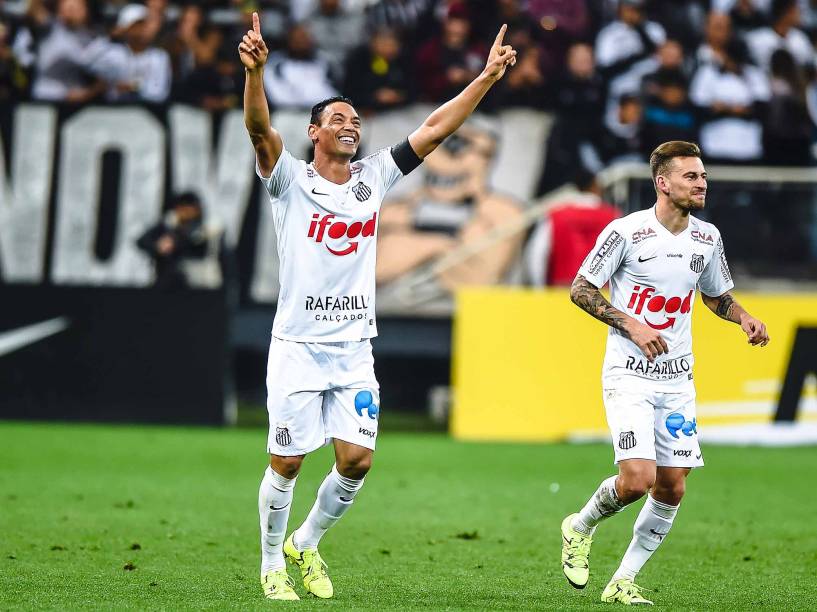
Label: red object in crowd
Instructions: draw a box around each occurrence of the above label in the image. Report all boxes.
[546,201,621,286]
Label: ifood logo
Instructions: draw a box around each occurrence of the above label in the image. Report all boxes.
[627,285,694,330]
[307,213,377,256]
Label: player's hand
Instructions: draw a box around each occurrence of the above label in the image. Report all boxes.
[483,24,517,82]
[740,314,769,346]
[625,319,669,362]
[238,12,268,71]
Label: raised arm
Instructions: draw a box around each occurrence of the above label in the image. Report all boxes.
[570,274,669,362]
[700,291,770,346]
[239,12,283,177]
[407,24,517,159]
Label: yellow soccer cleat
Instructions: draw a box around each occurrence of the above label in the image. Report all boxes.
[601,578,654,606]
[283,534,334,599]
[561,513,592,589]
[260,569,300,600]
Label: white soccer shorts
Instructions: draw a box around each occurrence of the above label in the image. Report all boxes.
[603,383,704,468]
[265,337,380,456]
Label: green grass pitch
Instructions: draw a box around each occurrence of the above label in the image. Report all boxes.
[1,421,816,610]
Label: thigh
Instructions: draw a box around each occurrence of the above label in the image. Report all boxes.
[654,388,704,469]
[604,386,657,464]
[324,386,381,451]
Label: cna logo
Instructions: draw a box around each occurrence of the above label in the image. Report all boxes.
[307,212,377,256]
[632,227,657,244]
[665,412,697,438]
[691,230,714,245]
[627,285,694,330]
[354,390,379,420]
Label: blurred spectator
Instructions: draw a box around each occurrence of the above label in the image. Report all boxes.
[415,3,486,102]
[20,0,106,102]
[178,44,241,111]
[647,0,709,51]
[307,0,365,82]
[162,4,207,83]
[495,18,545,108]
[342,27,413,113]
[263,23,338,109]
[746,0,816,70]
[93,3,172,102]
[690,39,770,162]
[763,48,816,163]
[525,171,621,287]
[136,191,212,290]
[526,0,591,81]
[0,21,28,100]
[536,42,605,195]
[696,11,733,67]
[595,93,644,165]
[728,0,768,33]
[595,0,666,97]
[365,0,436,49]
[641,68,698,155]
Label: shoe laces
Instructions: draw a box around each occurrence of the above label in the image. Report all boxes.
[621,580,651,600]
[566,534,592,568]
[303,549,329,579]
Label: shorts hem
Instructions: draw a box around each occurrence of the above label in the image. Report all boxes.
[267,439,328,457]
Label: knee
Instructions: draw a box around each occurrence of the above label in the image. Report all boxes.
[336,453,373,480]
[617,471,655,503]
[270,455,303,479]
[652,479,686,506]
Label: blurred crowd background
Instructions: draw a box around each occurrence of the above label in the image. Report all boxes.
[2,0,816,169]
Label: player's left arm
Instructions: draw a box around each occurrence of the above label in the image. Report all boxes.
[700,291,770,346]
[406,24,517,159]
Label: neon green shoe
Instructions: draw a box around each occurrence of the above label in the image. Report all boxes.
[561,513,592,589]
[283,534,334,598]
[260,569,299,600]
[601,578,654,605]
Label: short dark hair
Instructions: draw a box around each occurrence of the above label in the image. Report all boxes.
[310,96,356,126]
[771,0,797,23]
[649,141,701,182]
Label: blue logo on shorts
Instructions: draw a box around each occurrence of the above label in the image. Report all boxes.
[665,412,697,439]
[354,390,379,420]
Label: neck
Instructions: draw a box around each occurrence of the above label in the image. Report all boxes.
[313,151,352,184]
[655,198,690,235]
[773,22,790,37]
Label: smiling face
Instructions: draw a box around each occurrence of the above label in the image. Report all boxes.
[656,156,707,211]
[308,102,361,161]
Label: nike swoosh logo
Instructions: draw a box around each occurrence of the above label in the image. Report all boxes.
[695,454,702,460]
[638,255,657,263]
[339,496,353,503]
[649,528,668,538]
[269,503,290,510]
[311,188,329,196]
[0,317,70,357]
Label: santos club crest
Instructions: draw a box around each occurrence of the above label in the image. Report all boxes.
[690,253,704,274]
[352,182,372,202]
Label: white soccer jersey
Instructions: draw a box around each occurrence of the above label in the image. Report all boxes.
[579,206,734,390]
[258,147,404,342]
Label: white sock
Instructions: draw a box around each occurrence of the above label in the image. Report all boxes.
[292,465,364,550]
[613,494,679,581]
[572,475,625,535]
[259,466,297,574]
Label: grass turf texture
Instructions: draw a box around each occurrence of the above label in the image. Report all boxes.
[1,422,815,610]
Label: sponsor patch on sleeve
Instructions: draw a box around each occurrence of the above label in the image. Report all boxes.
[587,230,624,275]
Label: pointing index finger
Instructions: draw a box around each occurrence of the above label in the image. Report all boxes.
[252,11,260,36]
[493,23,507,48]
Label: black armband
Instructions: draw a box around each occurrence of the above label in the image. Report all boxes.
[390,138,423,175]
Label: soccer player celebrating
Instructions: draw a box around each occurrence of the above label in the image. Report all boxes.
[239,12,516,601]
[561,141,769,605]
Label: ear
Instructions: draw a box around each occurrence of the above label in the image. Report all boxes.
[307,124,318,145]
[656,175,670,195]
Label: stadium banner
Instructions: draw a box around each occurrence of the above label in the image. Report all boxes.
[451,288,817,442]
[0,103,550,314]
[0,286,230,424]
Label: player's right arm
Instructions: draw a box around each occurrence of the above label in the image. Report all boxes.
[570,275,669,362]
[239,12,282,177]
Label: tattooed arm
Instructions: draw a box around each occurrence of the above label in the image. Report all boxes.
[570,274,669,362]
[701,291,770,346]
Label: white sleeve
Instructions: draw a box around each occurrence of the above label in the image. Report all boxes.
[698,233,735,297]
[577,220,627,288]
[141,51,171,102]
[256,148,301,200]
[689,66,716,106]
[369,148,404,193]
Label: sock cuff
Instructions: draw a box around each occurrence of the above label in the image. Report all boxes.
[267,466,297,491]
[331,464,365,492]
[647,494,679,519]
